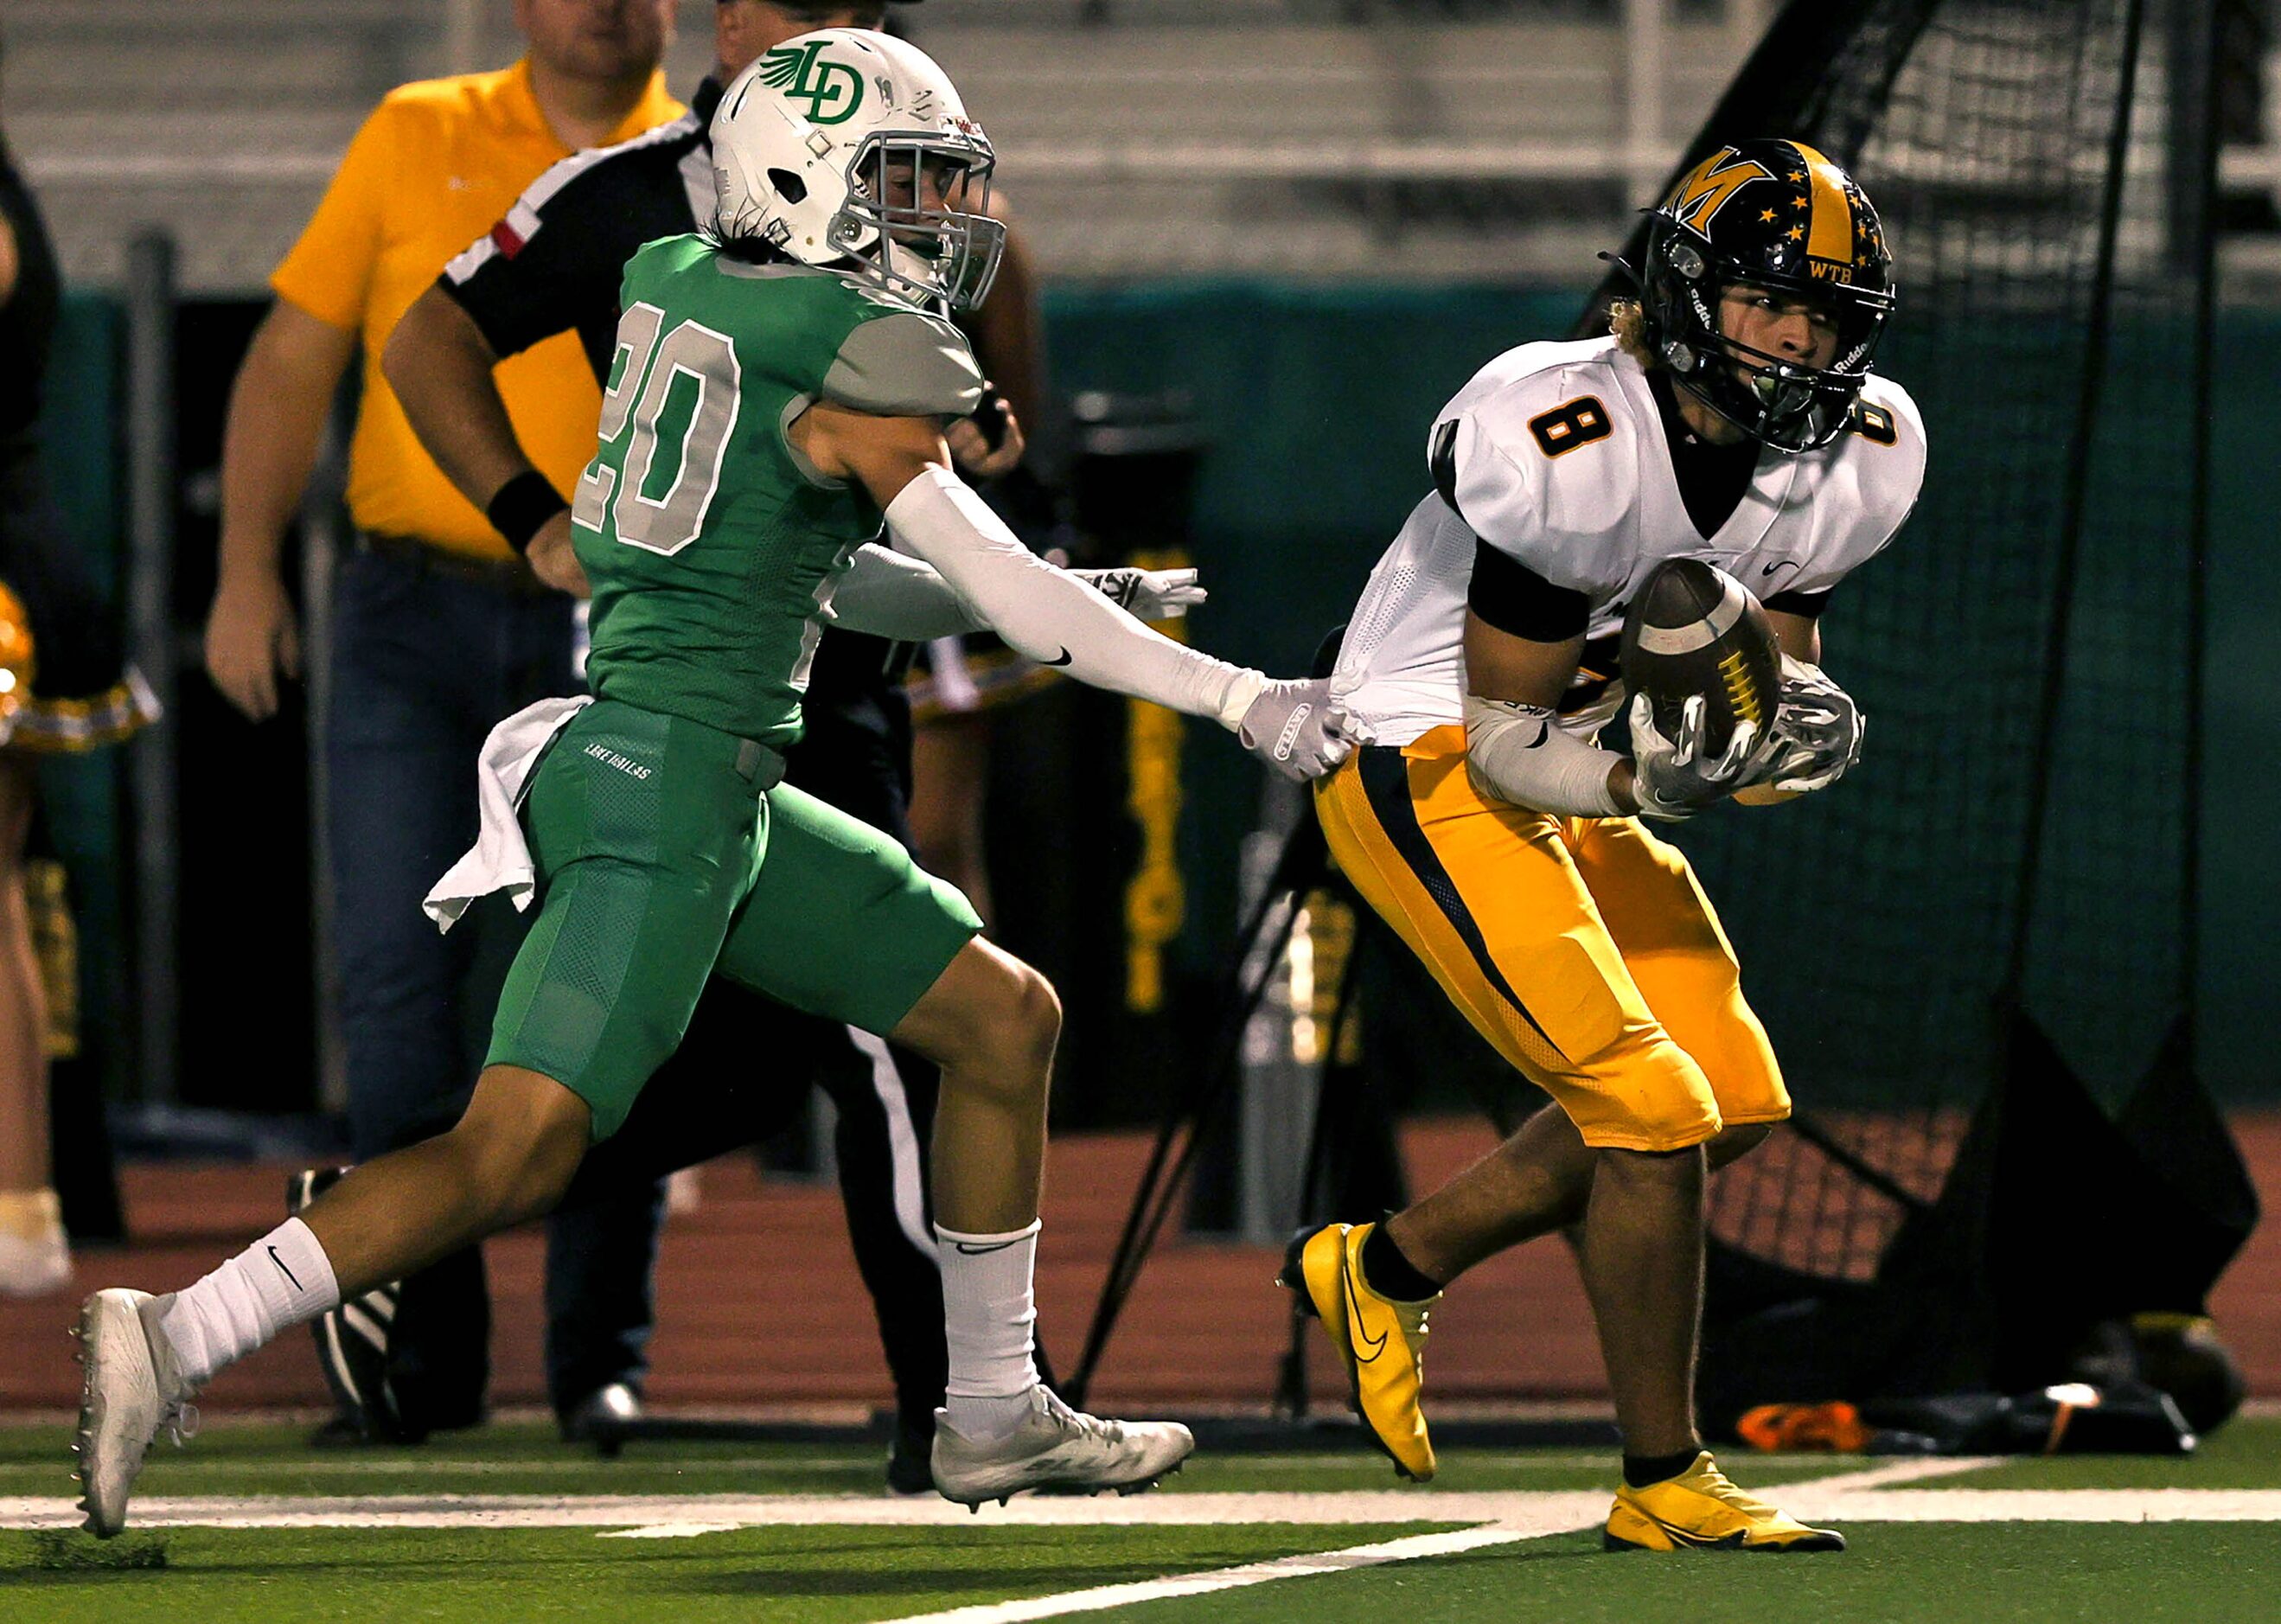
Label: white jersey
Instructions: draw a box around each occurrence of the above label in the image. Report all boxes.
[1332,336,1926,747]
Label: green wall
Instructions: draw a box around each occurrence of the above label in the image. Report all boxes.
[42,283,2281,1106]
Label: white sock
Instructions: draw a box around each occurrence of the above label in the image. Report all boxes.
[158,1218,342,1387]
[936,1218,1042,1442]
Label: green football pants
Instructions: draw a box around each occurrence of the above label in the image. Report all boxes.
[486,700,981,1140]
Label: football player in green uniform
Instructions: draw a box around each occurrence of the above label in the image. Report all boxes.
[73,29,1352,1536]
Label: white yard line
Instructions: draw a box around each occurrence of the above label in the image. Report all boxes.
[868,1525,1548,1624]
[860,1461,2005,1624]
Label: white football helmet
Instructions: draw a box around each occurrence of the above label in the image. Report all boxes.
[712,29,1006,312]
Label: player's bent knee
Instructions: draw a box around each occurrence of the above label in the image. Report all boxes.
[1001,960,1062,1061]
[893,937,1060,1082]
[1557,1031,1723,1153]
[451,1065,592,1226]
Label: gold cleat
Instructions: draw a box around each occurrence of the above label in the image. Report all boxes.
[1603,1451,1846,1552]
[1279,1221,1438,1481]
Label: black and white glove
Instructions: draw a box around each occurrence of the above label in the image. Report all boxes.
[1236,676,1359,783]
[1626,692,1763,822]
[1070,566,1207,621]
[1755,653,1864,794]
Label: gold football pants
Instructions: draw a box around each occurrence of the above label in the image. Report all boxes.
[1314,725,1789,1152]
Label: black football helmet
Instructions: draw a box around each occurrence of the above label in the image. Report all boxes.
[1627,138,1894,453]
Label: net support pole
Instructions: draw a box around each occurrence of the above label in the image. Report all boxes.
[301,418,349,1115]
[1624,0,1673,207]
[123,229,179,1108]
[1999,0,2148,1003]
[2174,0,2219,1039]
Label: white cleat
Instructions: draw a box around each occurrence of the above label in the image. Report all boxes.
[72,1288,196,1538]
[930,1385,1194,1509]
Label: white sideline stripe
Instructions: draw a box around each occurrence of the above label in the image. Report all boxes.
[0,1460,1985,1533]
[1794,1489,2281,1523]
[0,1491,1592,1531]
[0,1449,1882,1480]
[872,1525,1544,1624]
[0,1452,1703,1480]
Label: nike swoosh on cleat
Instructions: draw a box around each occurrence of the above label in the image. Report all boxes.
[1524,719,1549,747]
[952,1238,1025,1256]
[268,1246,303,1291]
[1654,1519,1751,1550]
[1340,1246,1390,1361]
[1043,649,1074,668]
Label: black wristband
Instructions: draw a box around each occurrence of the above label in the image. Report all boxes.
[485,471,570,554]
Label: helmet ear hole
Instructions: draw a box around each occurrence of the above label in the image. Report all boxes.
[768,168,808,205]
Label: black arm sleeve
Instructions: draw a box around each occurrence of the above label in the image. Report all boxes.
[1765,587,1834,618]
[1468,540,1590,642]
[439,123,701,382]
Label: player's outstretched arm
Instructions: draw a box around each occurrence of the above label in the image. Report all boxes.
[795,401,1350,781]
[831,545,1208,643]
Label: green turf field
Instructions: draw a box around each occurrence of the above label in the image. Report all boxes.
[1,1417,2275,1621]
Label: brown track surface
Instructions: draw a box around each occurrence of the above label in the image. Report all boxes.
[3,1114,2273,1413]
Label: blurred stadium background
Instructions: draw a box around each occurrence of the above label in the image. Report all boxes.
[3,0,2278,1431]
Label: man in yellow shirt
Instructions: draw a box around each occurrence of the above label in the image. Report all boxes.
[202,0,680,1447]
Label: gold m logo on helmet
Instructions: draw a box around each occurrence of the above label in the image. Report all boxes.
[1666,149,1774,234]
[758,42,866,126]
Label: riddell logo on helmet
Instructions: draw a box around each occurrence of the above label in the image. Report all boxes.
[759,42,866,125]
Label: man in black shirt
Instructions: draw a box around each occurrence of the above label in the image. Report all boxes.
[386,0,1024,1491]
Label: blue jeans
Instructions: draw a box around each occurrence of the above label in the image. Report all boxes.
[327,542,663,1423]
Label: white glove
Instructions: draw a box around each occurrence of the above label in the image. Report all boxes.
[1756,653,1864,794]
[1627,692,1763,822]
[1236,676,1358,783]
[1070,566,1207,621]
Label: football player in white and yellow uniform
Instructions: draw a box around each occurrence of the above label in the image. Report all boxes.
[1286,139,1925,1551]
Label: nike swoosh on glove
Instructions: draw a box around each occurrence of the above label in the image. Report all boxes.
[1628,692,1763,821]
[1070,566,1207,621]
[1239,677,1358,783]
[1755,653,1864,794]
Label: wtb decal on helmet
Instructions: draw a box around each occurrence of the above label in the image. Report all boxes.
[758,40,866,126]
[1623,136,1894,454]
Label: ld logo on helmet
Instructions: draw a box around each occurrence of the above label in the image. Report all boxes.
[760,42,866,125]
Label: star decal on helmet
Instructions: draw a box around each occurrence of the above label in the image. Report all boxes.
[1760,208,1778,222]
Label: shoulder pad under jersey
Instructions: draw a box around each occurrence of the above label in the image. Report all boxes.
[1428,337,1646,598]
[821,309,985,419]
[1786,372,1928,594]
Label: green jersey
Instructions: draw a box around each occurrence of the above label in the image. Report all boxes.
[572,233,984,746]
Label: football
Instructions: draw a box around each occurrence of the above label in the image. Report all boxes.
[1617,559,1782,756]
